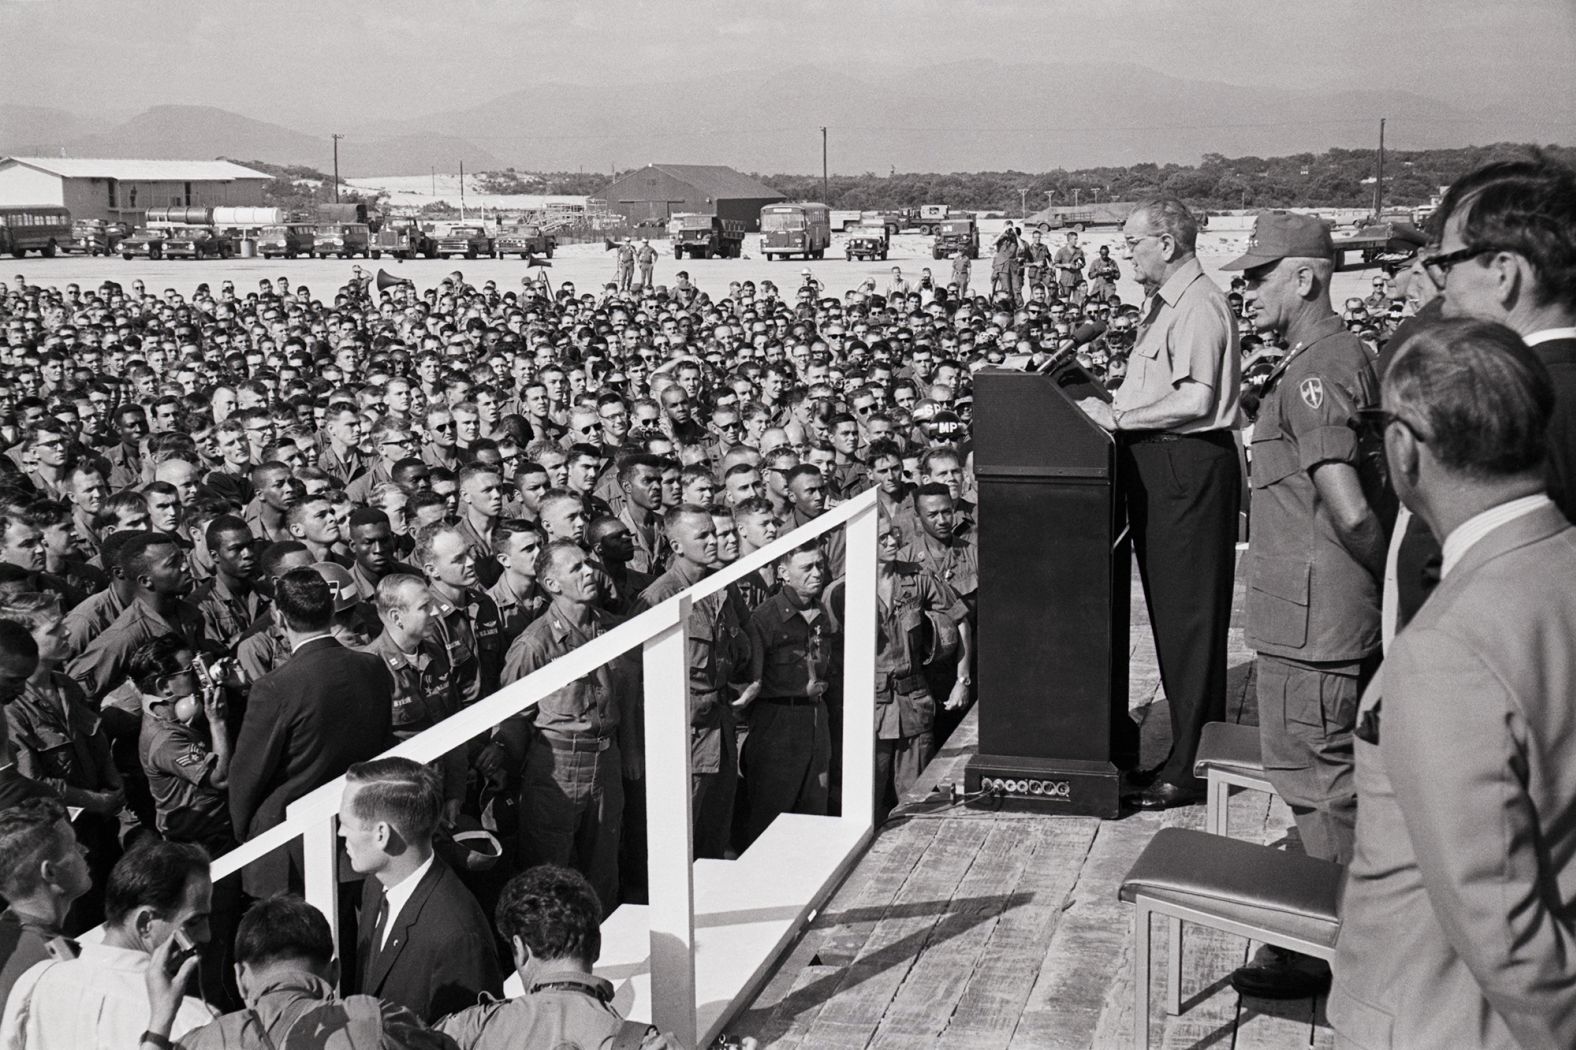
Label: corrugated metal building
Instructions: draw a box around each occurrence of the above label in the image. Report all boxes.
[603,164,785,231]
[0,157,271,224]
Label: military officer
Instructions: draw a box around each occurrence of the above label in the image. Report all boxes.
[1221,211,1386,998]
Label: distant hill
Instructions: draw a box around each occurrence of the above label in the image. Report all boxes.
[0,104,505,177]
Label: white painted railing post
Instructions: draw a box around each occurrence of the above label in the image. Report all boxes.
[301,807,342,957]
[642,599,698,1047]
[841,505,878,835]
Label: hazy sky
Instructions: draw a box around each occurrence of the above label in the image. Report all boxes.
[3,0,1572,132]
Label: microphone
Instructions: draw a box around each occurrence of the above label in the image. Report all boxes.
[1036,320,1108,373]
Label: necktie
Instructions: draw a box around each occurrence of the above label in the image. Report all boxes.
[372,895,389,953]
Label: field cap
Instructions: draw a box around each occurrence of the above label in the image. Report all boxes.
[1222,212,1334,270]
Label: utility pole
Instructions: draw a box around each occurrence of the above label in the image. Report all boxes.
[820,126,828,203]
[1374,117,1386,218]
[1019,187,1029,219]
[331,133,344,202]
[459,159,466,220]
[431,165,436,198]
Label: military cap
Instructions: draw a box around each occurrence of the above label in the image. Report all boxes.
[1221,212,1335,270]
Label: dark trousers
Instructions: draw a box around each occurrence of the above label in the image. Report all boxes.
[517,736,623,916]
[1121,431,1240,788]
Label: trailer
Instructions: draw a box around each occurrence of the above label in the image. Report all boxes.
[1026,201,1137,233]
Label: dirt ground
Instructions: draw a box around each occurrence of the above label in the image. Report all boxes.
[6,225,1385,310]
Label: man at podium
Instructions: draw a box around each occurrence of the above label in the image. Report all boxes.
[1076,196,1242,809]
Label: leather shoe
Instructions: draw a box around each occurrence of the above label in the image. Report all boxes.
[1123,781,1203,810]
[1230,947,1331,1000]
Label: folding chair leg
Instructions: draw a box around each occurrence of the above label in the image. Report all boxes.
[1166,916,1183,1014]
[1134,904,1151,1050]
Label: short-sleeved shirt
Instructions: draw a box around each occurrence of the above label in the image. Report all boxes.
[747,590,841,700]
[1112,257,1242,433]
[1246,314,1382,662]
[876,562,968,739]
[139,715,233,847]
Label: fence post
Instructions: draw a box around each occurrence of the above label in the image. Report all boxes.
[643,599,697,1047]
[842,504,878,834]
[302,810,342,958]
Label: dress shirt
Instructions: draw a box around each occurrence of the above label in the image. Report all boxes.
[378,852,435,950]
[289,631,333,654]
[1440,494,1552,579]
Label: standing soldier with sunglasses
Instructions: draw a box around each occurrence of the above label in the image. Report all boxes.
[1219,211,1387,999]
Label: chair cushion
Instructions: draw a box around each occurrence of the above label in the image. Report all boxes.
[1193,721,1266,778]
[1119,828,1343,951]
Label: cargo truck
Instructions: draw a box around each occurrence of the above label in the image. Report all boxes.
[668,214,744,259]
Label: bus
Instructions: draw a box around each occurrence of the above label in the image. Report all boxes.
[0,206,73,258]
[760,202,831,262]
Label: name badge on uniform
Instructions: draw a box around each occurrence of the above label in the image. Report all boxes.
[1300,377,1324,409]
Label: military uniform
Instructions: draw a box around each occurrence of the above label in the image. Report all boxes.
[876,564,966,817]
[235,621,289,685]
[431,586,504,705]
[138,713,235,854]
[67,595,208,716]
[616,243,636,293]
[453,516,504,590]
[317,441,366,487]
[362,630,466,806]
[1053,243,1087,306]
[742,589,841,845]
[635,243,657,288]
[1246,313,1381,864]
[633,561,751,859]
[900,529,979,612]
[616,505,665,577]
[435,970,651,1050]
[951,253,971,296]
[487,573,550,652]
[497,604,637,911]
[193,574,268,650]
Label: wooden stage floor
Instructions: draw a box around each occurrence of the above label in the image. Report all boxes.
[732,559,1336,1050]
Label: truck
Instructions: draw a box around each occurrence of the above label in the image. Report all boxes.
[437,225,494,259]
[931,216,980,259]
[495,223,557,260]
[1026,201,1138,233]
[860,209,907,237]
[830,209,864,233]
[844,222,890,261]
[373,220,438,260]
[313,222,374,258]
[120,226,169,260]
[760,203,832,261]
[257,223,317,259]
[667,213,744,259]
[912,204,956,235]
[72,218,130,256]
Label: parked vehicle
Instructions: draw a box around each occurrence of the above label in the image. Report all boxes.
[668,214,743,259]
[495,223,557,260]
[844,222,890,261]
[258,223,317,259]
[860,209,907,237]
[438,225,494,259]
[162,225,232,260]
[830,209,864,232]
[373,220,438,260]
[313,223,374,258]
[1026,201,1137,234]
[120,226,169,260]
[760,203,831,261]
[72,219,129,256]
[931,216,980,259]
[913,204,956,235]
[0,206,72,258]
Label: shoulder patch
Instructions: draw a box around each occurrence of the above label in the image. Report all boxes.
[1299,377,1324,410]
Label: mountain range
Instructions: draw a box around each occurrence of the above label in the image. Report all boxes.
[2,61,1569,176]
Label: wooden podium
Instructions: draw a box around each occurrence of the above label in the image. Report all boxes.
[964,364,1131,817]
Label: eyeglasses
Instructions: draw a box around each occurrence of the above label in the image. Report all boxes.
[432,421,455,432]
[1421,245,1505,287]
[1351,407,1427,442]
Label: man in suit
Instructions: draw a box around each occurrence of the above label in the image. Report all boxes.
[1331,319,1576,1049]
[1388,156,1576,634]
[228,568,395,898]
[343,757,502,1024]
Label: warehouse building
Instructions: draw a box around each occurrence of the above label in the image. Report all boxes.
[0,157,271,224]
[602,164,784,231]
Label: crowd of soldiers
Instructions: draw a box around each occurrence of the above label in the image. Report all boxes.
[0,180,1470,1046]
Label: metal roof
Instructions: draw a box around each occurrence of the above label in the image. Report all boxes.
[639,164,784,201]
[0,157,272,181]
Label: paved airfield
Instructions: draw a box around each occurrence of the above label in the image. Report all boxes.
[7,225,1385,309]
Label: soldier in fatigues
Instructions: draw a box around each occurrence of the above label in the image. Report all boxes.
[1222,212,1386,998]
[739,544,839,846]
[873,521,971,822]
[497,541,642,914]
[635,238,657,289]
[630,506,751,859]
[615,239,636,293]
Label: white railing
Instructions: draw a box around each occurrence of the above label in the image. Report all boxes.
[209,488,880,1047]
